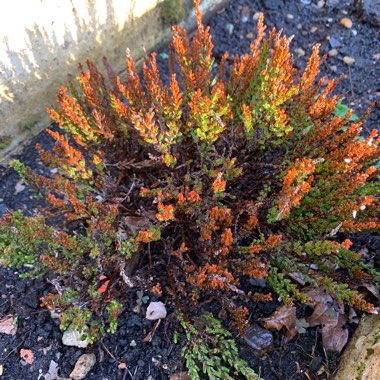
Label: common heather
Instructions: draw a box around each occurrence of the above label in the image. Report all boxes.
[0,1,379,377]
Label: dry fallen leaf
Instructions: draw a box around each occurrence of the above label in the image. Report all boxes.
[321,315,348,352]
[0,316,17,336]
[263,305,296,332]
[97,279,110,295]
[20,349,34,365]
[306,287,348,352]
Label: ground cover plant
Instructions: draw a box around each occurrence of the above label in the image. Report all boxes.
[0,1,379,378]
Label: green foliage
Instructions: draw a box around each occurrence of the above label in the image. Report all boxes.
[179,313,261,380]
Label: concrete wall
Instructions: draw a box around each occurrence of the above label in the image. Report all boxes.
[0,0,227,161]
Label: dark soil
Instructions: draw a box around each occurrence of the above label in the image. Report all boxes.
[0,0,379,379]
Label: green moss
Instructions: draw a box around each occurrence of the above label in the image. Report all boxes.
[0,136,12,149]
[160,0,185,27]
[356,362,366,380]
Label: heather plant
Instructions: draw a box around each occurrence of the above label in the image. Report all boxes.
[0,0,379,372]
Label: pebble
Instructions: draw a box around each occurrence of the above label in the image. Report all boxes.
[244,324,273,353]
[226,23,234,35]
[329,36,342,48]
[300,0,311,5]
[70,354,96,380]
[146,301,167,320]
[340,17,353,28]
[310,26,318,33]
[295,48,306,57]
[246,32,254,39]
[62,327,89,348]
[317,0,325,8]
[14,182,25,195]
[343,56,355,65]
[253,12,260,21]
[330,65,338,72]
[351,29,358,36]
[287,14,294,20]
[328,49,338,57]
[296,23,302,29]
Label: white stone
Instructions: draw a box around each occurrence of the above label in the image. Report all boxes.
[62,327,89,348]
[146,301,167,320]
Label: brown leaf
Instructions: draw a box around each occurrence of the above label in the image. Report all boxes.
[321,315,348,352]
[263,305,296,332]
[20,349,34,365]
[97,280,110,295]
[308,306,337,327]
[0,316,17,336]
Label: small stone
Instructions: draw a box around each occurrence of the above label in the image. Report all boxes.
[351,29,358,36]
[244,324,273,354]
[330,65,337,72]
[287,13,294,20]
[146,301,167,320]
[340,17,353,28]
[343,56,355,65]
[296,23,302,29]
[327,17,334,22]
[329,36,342,48]
[226,23,234,35]
[62,327,89,348]
[70,354,96,380]
[253,12,260,21]
[316,0,325,8]
[295,48,305,57]
[328,49,338,57]
[310,26,318,33]
[246,32,254,39]
[300,0,311,5]
[14,182,25,195]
